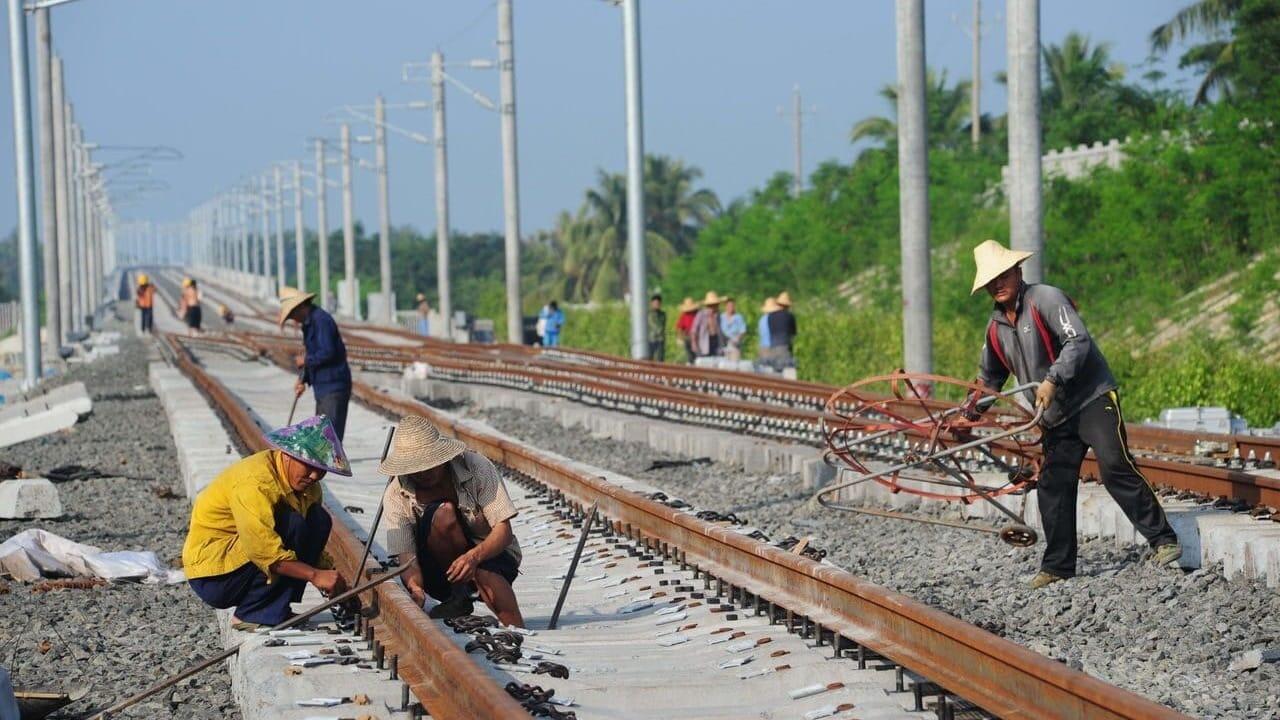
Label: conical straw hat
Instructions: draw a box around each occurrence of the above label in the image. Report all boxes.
[677,297,699,313]
[378,415,467,477]
[971,240,1034,295]
[702,291,726,306]
[761,297,780,313]
[265,415,352,476]
[775,291,793,307]
[278,287,317,327]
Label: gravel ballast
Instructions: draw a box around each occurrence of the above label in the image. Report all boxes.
[0,310,240,719]
[469,404,1280,719]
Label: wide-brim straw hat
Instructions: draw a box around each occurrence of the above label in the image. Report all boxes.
[378,415,467,477]
[415,293,426,302]
[775,291,793,307]
[265,415,352,476]
[278,287,317,328]
[702,291,726,306]
[677,297,699,313]
[761,297,780,313]
[971,239,1034,295]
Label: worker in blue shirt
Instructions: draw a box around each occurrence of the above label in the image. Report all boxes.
[541,301,565,347]
[280,290,353,440]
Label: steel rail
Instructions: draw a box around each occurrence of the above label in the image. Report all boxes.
[161,333,529,720]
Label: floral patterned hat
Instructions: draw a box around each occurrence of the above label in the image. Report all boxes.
[265,415,352,476]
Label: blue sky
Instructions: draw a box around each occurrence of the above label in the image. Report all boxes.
[0,1,1197,243]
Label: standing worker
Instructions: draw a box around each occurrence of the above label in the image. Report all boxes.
[183,416,351,629]
[178,277,203,336]
[542,301,565,347]
[675,297,698,363]
[135,273,156,335]
[647,294,666,362]
[757,296,778,367]
[280,288,353,440]
[719,297,747,362]
[691,291,724,359]
[415,293,431,337]
[767,291,798,369]
[968,240,1180,589]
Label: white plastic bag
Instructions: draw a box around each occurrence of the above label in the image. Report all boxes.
[0,528,184,583]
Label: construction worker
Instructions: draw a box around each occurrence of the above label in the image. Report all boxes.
[135,273,155,334]
[279,288,353,440]
[178,277,202,336]
[183,415,351,629]
[969,240,1181,589]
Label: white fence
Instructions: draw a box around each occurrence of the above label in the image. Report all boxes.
[0,301,19,337]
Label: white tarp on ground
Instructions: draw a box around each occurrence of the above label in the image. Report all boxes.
[0,528,184,583]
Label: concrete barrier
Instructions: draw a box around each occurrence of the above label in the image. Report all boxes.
[0,478,63,518]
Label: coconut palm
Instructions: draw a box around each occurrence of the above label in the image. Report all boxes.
[849,68,980,149]
[583,170,677,301]
[1038,33,1154,146]
[1150,0,1242,103]
[643,155,721,255]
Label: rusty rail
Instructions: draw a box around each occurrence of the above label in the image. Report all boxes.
[162,333,528,720]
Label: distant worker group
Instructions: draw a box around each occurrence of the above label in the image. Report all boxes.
[649,290,796,371]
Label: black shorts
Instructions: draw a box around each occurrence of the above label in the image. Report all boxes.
[185,305,202,329]
[414,501,520,602]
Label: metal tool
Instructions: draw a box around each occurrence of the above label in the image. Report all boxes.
[547,501,598,630]
[287,369,305,425]
[88,564,411,720]
[818,372,1044,546]
[353,425,398,580]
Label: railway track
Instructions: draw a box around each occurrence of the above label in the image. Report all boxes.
[139,266,1280,518]
[163,329,1189,719]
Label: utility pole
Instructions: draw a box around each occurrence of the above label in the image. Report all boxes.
[431,50,451,338]
[497,0,522,344]
[315,139,330,309]
[895,0,933,379]
[67,115,82,331]
[971,0,981,147]
[73,124,88,328]
[35,8,60,356]
[374,94,393,324]
[621,0,647,360]
[7,0,42,383]
[237,188,248,275]
[779,85,814,197]
[341,123,357,318]
[293,161,305,293]
[1006,0,1042,281]
[274,164,285,291]
[259,174,271,289]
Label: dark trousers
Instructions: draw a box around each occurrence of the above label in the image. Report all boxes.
[139,307,153,333]
[648,340,665,362]
[315,387,351,440]
[1038,391,1178,577]
[189,504,332,625]
[414,502,519,603]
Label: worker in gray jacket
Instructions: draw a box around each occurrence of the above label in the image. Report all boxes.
[970,240,1180,589]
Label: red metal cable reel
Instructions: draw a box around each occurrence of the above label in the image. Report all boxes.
[819,372,1043,546]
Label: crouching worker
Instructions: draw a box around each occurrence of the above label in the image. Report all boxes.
[182,416,353,630]
[380,415,525,627]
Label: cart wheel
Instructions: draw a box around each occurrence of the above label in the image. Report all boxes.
[999,524,1038,547]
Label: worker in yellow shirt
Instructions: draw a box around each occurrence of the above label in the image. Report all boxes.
[182,415,352,630]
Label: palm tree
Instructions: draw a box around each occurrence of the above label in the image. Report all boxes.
[1150,0,1242,104]
[1037,33,1154,147]
[583,169,677,301]
[850,68,978,149]
[642,155,721,255]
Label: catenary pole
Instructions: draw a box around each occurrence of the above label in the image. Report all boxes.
[67,113,81,330]
[895,0,933,379]
[497,0,522,343]
[341,123,356,318]
[35,7,60,356]
[375,94,393,323]
[315,139,330,309]
[73,125,88,329]
[259,174,270,290]
[621,0,647,360]
[274,164,285,291]
[792,85,803,196]
[971,0,982,147]
[431,50,451,339]
[7,0,42,383]
[1006,0,1042,282]
[293,160,305,293]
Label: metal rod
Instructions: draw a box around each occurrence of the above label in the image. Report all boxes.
[547,501,598,630]
[353,425,397,581]
[88,564,411,720]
